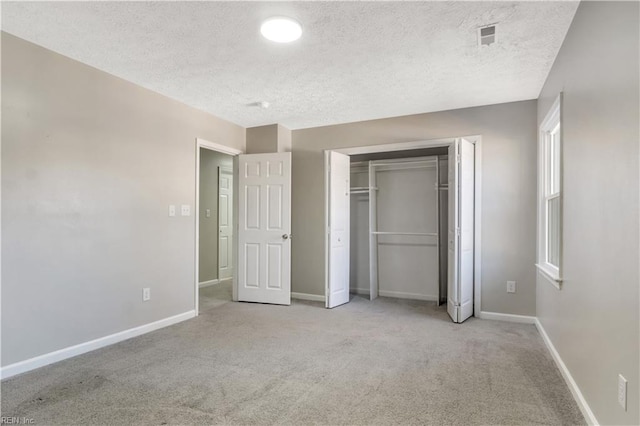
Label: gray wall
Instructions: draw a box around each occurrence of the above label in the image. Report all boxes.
[198,149,233,283]
[246,124,292,154]
[246,125,278,154]
[536,2,639,424]
[291,100,538,315]
[1,33,245,366]
[277,124,292,153]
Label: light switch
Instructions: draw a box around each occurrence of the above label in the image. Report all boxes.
[181,204,191,217]
[168,205,176,217]
[206,209,211,218]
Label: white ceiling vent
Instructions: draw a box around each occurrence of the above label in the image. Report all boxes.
[478,25,496,47]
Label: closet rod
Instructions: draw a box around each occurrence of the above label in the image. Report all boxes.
[370,164,436,172]
[350,186,378,191]
[371,231,438,236]
[370,160,437,168]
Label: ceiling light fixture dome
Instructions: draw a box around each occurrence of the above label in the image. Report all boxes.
[260,17,302,43]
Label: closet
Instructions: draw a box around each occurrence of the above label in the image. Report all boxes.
[350,155,448,303]
[326,137,477,323]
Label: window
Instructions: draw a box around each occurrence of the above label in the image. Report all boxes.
[537,95,562,288]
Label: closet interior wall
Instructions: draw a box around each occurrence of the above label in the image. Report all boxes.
[438,156,449,304]
[349,149,449,303]
[349,163,371,295]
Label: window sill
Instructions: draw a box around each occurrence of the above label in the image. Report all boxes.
[536,263,562,290]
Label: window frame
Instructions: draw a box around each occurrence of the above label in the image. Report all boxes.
[537,94,563,288]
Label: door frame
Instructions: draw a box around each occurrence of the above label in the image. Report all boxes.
[195,138,243,316]
[324,136,483,316]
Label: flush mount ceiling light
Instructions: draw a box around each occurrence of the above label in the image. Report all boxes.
[260,17,302,43]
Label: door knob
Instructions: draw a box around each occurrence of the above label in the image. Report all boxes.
[282,234,289,240]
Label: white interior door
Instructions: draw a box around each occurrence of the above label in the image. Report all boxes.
[237,153,291,305]
[447,138,475,323]
[218,167,233,280]
[326,151,351,308]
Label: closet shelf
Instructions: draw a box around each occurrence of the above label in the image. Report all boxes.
[371,231,438,237]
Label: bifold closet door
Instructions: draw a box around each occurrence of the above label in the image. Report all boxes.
[447,139,475,323]
[326,151,351,308]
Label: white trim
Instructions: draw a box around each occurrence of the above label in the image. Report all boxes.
[1,311,195,380]
[536,263,562,289]
[472,136,482,318]
[291,292,326,302]
[325,136,483,316]
[198,279,219,288]
[535,319,599,425]
[540,96,562,132]
[196,138,243,156]
[537,95,563,289]
[478,311,536,324]
[195,138,244,316]
[378,290,438,302]
[332,138,455,156]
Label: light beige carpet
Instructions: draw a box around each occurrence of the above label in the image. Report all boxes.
[1,282,584,425]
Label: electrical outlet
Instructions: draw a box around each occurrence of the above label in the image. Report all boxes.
[206,209,211,218]
[142,288,151,302]
[181,204,191,217]
[618,374,627,410]
[507,281,516,293]
[168,205,176,217]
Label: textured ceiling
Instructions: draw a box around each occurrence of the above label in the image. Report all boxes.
[2,1,578,129]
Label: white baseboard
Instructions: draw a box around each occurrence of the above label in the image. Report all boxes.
[291,292,325,302]
[535,319,599,425]
[351,288,438,302]
[478,311,537,324]
[378,290,438,302]
[199,279,219,288]
[1,310,196,380]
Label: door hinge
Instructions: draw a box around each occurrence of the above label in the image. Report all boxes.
[456,227,461,237]
[456,154,461,163]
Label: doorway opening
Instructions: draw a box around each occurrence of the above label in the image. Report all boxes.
[195,138,243,315]
[324,137,482,323]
